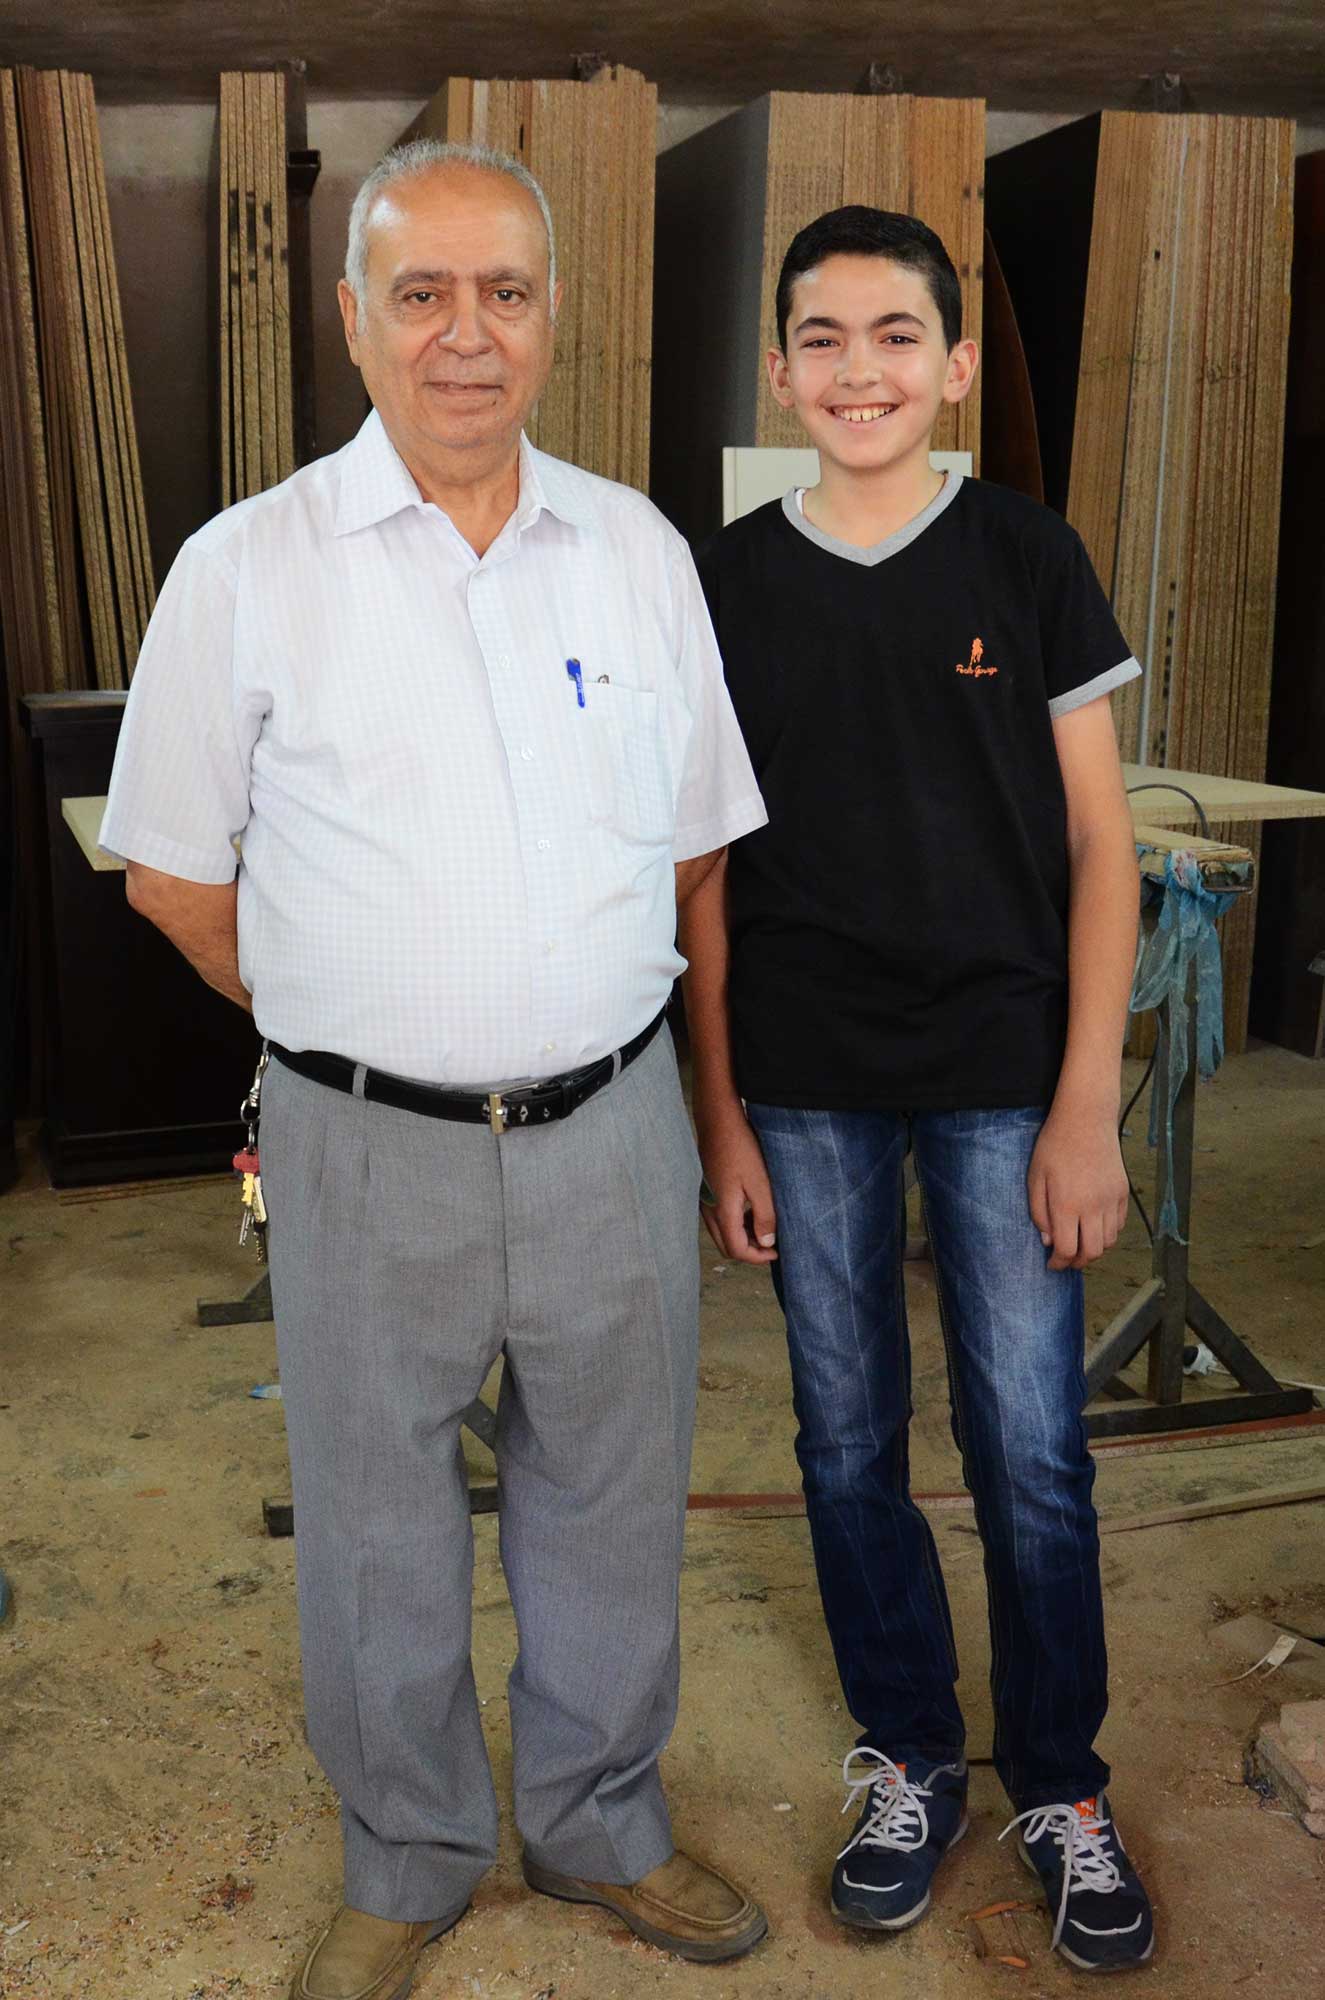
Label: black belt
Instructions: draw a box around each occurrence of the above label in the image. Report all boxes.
[269,1009,665,1133]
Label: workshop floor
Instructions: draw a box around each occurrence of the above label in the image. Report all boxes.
[3,1045,1325,1999]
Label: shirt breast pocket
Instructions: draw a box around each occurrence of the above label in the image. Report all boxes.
[578,680,675,845]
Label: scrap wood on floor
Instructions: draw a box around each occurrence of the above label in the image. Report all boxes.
[966,1897,1043,1969]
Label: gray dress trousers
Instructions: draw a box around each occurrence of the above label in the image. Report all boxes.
[261,1026,702,1922]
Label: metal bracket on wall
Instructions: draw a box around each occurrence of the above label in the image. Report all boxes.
[1139,72,1192,112]
[857,62,905,95]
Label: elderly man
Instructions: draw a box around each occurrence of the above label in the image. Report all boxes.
[101,140,768,1999]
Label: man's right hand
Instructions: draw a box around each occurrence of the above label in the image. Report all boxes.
[696,1107,778,1265]
[124,862,252,1012]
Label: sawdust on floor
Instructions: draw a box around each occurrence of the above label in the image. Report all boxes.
[2,1044,1324,1997]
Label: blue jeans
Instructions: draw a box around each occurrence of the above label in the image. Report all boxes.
[745,1102,1108,1810]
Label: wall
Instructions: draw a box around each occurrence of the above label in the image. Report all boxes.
[101,96,424,581]
[661,102,1325,158]
[101,104,215,584]
[304,99,425,459]
[98,93,1325,588]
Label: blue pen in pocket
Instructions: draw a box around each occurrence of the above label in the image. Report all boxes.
[566,658,585,707]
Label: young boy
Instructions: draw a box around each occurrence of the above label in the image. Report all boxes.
[683,207,1154,1972]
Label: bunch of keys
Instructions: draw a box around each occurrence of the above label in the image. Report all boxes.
[235,1047,270,1261]
[234,1142,267,1258]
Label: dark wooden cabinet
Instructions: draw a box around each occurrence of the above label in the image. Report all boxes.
[20,692,258,1185]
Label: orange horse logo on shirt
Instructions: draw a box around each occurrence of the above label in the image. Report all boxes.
[955,636,997,678]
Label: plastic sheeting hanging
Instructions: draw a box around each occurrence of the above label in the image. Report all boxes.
[1129,847,1252,1241]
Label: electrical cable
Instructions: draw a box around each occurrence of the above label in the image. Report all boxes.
[1124,780,1211,838]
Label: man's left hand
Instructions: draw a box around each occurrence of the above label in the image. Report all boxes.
[1027,1103,1130,1271]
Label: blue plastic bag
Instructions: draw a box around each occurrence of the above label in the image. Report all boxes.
[1129,847,1250,1241]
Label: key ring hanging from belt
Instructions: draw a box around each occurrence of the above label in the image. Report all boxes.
[234,1043,272,1262]
[241,1042,270,1150]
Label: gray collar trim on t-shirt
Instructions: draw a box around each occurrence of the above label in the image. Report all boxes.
[781,470,964,566]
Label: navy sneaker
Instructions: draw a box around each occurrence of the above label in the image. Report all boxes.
[830,1749,969,1931]
[1002,1794,1154,1971]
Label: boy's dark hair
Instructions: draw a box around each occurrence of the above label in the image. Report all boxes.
[775,206,963,352]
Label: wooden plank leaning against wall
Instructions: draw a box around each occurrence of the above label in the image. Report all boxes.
[3,68,154,693]
[652,91,984,546]
[219,70,296,507]
[0,67,153,1112]
[404,67,657,494]
[986,110,1295,1054]
[751,91,984,464]
[1067,112,1295,1053]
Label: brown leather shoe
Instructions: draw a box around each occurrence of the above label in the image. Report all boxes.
[523,1848,768,1963]
[288,1903,466,2000]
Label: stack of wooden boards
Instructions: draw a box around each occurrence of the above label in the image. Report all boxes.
[0,65,152,1115]
[405,67,656,493]
[219,71,295,506]
[0,66,153,699]
[654,91,985,542]
[987,111,1296,1051]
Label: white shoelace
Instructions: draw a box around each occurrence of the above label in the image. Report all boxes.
[999,1801,1124,1949]
[837,1749,935,1860]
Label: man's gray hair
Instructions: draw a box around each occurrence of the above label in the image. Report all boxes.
[344,137,557,302]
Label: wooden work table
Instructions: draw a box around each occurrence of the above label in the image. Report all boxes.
[1124,763,1325,1061]
[1088,766,1325,1437]
[1123,763,1325,828]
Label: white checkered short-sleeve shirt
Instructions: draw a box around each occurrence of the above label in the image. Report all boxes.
[101,412,767,1086]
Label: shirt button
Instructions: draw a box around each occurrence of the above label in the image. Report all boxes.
[521,745,535,761]
[498,653,511,668]
[536,838,550,851]
[544,941,556,954]
[545,1041,557,1052]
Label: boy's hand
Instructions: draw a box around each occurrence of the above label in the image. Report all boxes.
[696,1106,778,1265]
[1027,1102,1129,1271]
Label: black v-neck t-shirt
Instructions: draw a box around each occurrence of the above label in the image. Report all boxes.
[694,476,1139,1111]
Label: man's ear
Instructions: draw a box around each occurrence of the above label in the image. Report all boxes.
[550,277,565,327]
[766,345,796,410]
[337,279,362,367]
[942,338,979,407]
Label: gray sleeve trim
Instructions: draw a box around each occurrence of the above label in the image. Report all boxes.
[1048,656,1142,719]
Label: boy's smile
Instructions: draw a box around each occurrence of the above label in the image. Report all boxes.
[829,402,898,424]
[767,254,976,482]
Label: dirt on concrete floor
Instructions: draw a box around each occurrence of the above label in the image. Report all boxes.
[2,1044,1324,1998]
